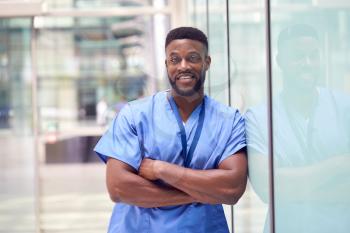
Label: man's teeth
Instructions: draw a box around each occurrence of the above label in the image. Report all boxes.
[178,75,193,80]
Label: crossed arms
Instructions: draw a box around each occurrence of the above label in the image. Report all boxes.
[106,150,247,208]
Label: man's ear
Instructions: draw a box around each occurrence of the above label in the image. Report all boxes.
[205,56,211,70]
[165,59,168,68]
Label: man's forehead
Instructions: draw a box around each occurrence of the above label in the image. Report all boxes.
[165,39,206,53]
[167,39,204,47]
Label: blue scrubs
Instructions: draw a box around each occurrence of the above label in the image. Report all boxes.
[94,90,246,233]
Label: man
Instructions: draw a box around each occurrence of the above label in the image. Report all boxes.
[94,27,247,233]
[246,24,350,233]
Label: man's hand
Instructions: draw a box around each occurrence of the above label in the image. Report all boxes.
[106,158,195,207]
[139,158,159,181]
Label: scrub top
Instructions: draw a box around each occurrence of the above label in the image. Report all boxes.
[94,90,246,233]
[245,88,350,233]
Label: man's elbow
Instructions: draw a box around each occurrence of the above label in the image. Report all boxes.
[224,185,247,205]
[108,186,123,203]
[109,194,121,203]
[107,177,131,203]
[108,188,154,208]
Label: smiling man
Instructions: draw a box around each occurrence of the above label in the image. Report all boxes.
[94,27,247,233]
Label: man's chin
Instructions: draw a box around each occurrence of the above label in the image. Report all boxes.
[169,76,204,97]
[173,87,198,97]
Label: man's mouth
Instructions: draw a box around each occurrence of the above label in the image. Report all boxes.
[176,73,195,80]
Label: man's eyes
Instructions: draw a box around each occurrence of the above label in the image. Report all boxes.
[170,57,181,64]
[188,54,201,62]
[169,55,201,64]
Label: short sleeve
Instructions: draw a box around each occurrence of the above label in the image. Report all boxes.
[94,104,142,170]
[219,110,247,164]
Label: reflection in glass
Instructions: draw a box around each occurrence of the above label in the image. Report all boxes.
[246,18,350,233]
[208,0,229,104]
[228,0,269,233]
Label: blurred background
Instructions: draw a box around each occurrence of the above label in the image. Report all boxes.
[0,0,349,233]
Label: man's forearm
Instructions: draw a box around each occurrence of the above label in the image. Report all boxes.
[153,161,246,205]
[109,171,195,208]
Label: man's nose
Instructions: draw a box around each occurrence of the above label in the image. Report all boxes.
[179,58,190,70]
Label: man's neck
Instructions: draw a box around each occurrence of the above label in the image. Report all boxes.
[170,89,204,122]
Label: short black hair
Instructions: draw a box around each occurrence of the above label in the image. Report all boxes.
[277,24,319,52]
[165,27,208,51]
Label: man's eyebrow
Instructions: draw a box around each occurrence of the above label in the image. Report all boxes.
[168,50,201,56]
[187,51,201,55]
[168,51,179,56]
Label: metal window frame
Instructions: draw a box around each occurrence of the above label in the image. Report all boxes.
[224,0,234,232]
[264,0,276,233]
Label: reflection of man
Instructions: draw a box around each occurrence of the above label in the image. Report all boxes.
[94,27,247,233]
[246,24,350,233]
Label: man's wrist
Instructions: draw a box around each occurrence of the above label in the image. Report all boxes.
[153,160,165,179]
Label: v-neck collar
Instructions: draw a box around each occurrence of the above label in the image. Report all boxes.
[183,100,204,137]
[164,90,205,137]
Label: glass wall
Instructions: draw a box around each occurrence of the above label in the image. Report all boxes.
[0,18,37,233]
[35,16,155,136]
[35,13,169,232]
[228,1,269,232]
[1,1,171,232]
[189,0,350,233]
[207,0,230,105]
[36,14,169,233]
[1,0,349,232]
[270,1,350,233]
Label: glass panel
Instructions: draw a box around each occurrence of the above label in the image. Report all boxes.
[208,0,229,104]
[189,0,209,93]
[205,1,233,230]
[270,1,350,233]
[35,16,158,134]
[190,0,208,34]
[190,1,269,232]
[0,18,37,232]
[231,1,270,233]
[35,15,170,232]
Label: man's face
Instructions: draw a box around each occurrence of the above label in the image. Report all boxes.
[277,36,321,91]
[165,39,211,97]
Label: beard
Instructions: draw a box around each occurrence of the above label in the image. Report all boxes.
[168,70,206,97]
